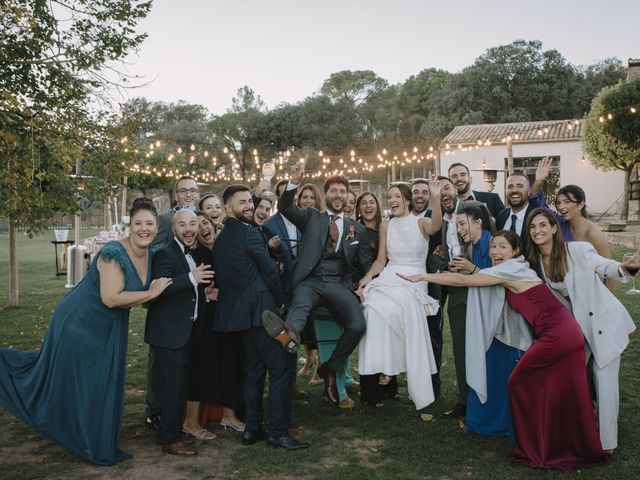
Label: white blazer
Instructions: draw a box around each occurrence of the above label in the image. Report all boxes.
[563,242,636,369]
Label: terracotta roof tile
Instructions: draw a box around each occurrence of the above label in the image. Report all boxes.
[441,119,583,146]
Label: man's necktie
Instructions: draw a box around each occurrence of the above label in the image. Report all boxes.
[509,214,518,233]
[329,215,339,250]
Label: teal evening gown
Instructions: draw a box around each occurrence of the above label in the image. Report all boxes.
[0,241,150,466]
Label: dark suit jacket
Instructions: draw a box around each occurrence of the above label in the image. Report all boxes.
[152,210,174,246]
[279,186,366,288]
[212,217,283,332]
[265,213,299,300]
[496,202,537,250]
[472,191,505,219]
[145,240,202,349]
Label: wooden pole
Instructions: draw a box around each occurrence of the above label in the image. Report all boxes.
[9,220,19,307]
[121,175,128,220]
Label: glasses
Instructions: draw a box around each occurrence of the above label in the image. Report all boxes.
[177,188,199,196]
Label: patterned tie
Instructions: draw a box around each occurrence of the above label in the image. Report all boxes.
[509,214,518,233]
[329,215,339,250]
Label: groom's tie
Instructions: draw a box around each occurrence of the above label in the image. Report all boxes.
[329,215,339,250]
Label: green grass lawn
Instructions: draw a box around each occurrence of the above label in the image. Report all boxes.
[0,231,638,479]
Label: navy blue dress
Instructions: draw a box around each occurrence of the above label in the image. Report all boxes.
[0,241,150,465]
[465,230,524,440]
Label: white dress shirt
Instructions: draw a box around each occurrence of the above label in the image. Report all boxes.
[508,205,528,237]
[174,238,198,321]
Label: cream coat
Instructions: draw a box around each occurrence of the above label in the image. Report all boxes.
[563,242,635,369]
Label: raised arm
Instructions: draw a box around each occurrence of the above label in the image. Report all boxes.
[529,157,553,197]
[279,159,311,229]
[419,177,443,237]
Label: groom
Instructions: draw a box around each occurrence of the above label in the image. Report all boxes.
[263,158,365,405]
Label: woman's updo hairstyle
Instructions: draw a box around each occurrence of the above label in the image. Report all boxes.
[129,197,158,219]
[556,185,587,217]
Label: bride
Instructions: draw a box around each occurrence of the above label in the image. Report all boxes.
[357,178,442,409]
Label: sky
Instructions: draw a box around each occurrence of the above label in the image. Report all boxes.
[125,0,640,115]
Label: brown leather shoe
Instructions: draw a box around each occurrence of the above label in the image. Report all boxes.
[156,433,195,446]
[337,397,355,409]
[162,440,198,456]
[292,383,309,399]
[346,382,360,394]
[317,363,339,405]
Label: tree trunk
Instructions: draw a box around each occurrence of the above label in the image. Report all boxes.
[9,220,19,307]
[621,167,631,221]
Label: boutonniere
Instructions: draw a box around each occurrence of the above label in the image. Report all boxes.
[346,224,357,240]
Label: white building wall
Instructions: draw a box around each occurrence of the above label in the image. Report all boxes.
[439,140,625,213]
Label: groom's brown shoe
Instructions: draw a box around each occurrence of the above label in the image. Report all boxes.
[317,363,339,405]
[262,310,300,353]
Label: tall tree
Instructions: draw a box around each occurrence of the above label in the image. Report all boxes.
[583,80,640,220]
[209,86,266,180]
[0,0,151,306]
[320,70,389,107]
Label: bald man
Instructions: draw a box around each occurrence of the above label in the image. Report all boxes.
[145,209,214,455]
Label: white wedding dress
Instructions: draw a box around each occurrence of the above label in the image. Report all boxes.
[358,213,440,410]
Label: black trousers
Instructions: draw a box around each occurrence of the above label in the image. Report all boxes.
[241,327,294,438]
[145,346,161,418]
[153,344,190,444]
[286,276,365,373]
[427,308,443,399]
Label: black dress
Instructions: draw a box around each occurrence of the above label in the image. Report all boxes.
[187,244,245,415]
[357,227,399,406]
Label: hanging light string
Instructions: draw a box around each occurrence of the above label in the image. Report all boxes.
[114,105,637,184]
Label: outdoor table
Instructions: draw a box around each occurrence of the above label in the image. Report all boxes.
[51,240,74,277]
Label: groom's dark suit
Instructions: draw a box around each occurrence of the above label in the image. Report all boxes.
[213,217,292,438]
[145,239,204,444]
[279,185,366,374]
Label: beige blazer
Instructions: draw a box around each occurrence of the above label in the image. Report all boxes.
[563,242,636,369]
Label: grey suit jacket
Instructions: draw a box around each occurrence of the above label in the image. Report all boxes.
[152,210,174,246]
[279,186,365,288]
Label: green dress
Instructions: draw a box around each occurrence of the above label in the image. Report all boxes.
[0,241,150,465]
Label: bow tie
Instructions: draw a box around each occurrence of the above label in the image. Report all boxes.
[183,246,192,256]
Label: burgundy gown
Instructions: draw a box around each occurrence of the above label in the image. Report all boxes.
[505,284,611,471]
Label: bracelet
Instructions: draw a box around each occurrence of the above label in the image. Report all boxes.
[471,265,478,274]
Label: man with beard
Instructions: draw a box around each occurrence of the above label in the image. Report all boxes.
[213,185,308,450]
[145,209,214,455]
[448,163,504,219]
[495,173,542,249]
[262,159,366,407]
[411,179,444,399]
[437,176,490,418]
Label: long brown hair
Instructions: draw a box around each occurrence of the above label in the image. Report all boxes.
[524,208,568,282]
[297,183,324,210]
[356,191,382,231]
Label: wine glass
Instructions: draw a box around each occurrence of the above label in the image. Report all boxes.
[623,253,640,295]
[449,244,468,272]
[262,161,276,182]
